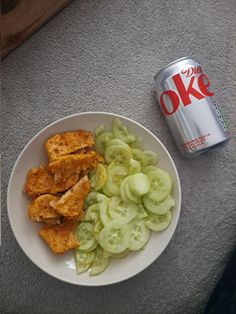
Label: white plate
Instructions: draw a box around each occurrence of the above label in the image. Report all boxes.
[7,112,181,286]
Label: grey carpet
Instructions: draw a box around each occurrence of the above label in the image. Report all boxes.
[1,0,236,313]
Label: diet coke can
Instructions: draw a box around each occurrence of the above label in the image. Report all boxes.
[154,57,230,157]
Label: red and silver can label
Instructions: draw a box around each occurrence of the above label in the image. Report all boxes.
[154,57,230,157]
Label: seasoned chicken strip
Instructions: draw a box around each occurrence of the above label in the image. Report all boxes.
[24,165,79,197]
[45,130,94,162]
[48,151,102,184]
[54,175,90,219]
[28,194,60,224]
[39,222,79,254]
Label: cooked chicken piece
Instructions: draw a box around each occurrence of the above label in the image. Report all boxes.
[28,194,60,224]
[45,130,94,162]
[48,151,103,184]
[24,165,79,197]
[62,211,85,222]
[39,222,79,254]
[54,175,90,220]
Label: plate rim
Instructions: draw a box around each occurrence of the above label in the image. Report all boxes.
[7,111,182,286]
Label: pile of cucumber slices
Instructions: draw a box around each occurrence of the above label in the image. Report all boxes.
[74,119,175,276]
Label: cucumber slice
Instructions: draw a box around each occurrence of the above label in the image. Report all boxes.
[83,241,98,252]
[107,139,130,148]
[105,145,132,166]
[74,222,96,251]
[102,181,116,197]
[84,192,108,209]
[112,249,130,259]
[89,174,96,189]
[130,137,144,150]
[143,195,175,215]
[142,165,159,174]
[145,211,171,231]
[103,250,114,258]
[76,262,91,274]
[90,246,110,276]
[142,151,158,167]
[75,249,96,265]
[128,219,151,251]
[95,163,107,191]
[125,182,141,204]
[85,204,100,222]
[112,119,135,143]
[129,159,142,175]
[99,200,111,225]
[107,163,128,185]
[108,196,138,223]
[136,203,148,219]
[147,170,172,202]
[94,219,104,242]
[132,149,145,164]
[104,180,120,196]
[95,124,105,137]
[127,173,150,196]
[98,220,129,253]
[120,177,131,203]
[95,132,113,155]
[105,164,128,196]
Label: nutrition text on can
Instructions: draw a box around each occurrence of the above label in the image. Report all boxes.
[154,57,230,157]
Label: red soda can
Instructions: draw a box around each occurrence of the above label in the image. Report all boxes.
[154,57,230,157]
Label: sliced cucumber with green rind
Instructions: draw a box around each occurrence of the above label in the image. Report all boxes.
[132,149,145,164]
[147,170,172,202]
[95,132,113,155]
[107,163,128,185]
[84,192,108,209]
[112,249,130,259]
[90,246,110,276]
[145,211,171,231]
[120,177,131,203]
[142,165,160,174]
[125,182,141,204]
[94,219,104,242]
[142,151,158,167]
[95,124,106,137]
[143,195,175,215]
[128,219,151,251]
[95,163,107,191]
[85,204,100,222]
[102,182,114,197]
[129,158,142,175]
[129,137,144,150]
[108,196,138,223]
[127,173,150,196]
[105,145,132,166]
[98,220,129,253]
[112,119,135,143]
[99,199,111,225]
[76,262,91,274]
[75,249,96,265]
[107,138,130,148]
[74,222,96,251]
[136,203,148,219]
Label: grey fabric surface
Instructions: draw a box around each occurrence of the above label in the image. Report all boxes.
[1,0,236,313]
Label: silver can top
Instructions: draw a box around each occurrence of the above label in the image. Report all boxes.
[154,56,194,81]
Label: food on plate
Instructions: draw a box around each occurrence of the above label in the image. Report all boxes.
[48,151,102,182]
[45,130,94,162]
[54,175,90,220]
[24,165,80,197]
[24,119,175,273]
[39,221,79,254]
[73,119,175,276]
[28,194,60,224]
[24,130,101,254]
